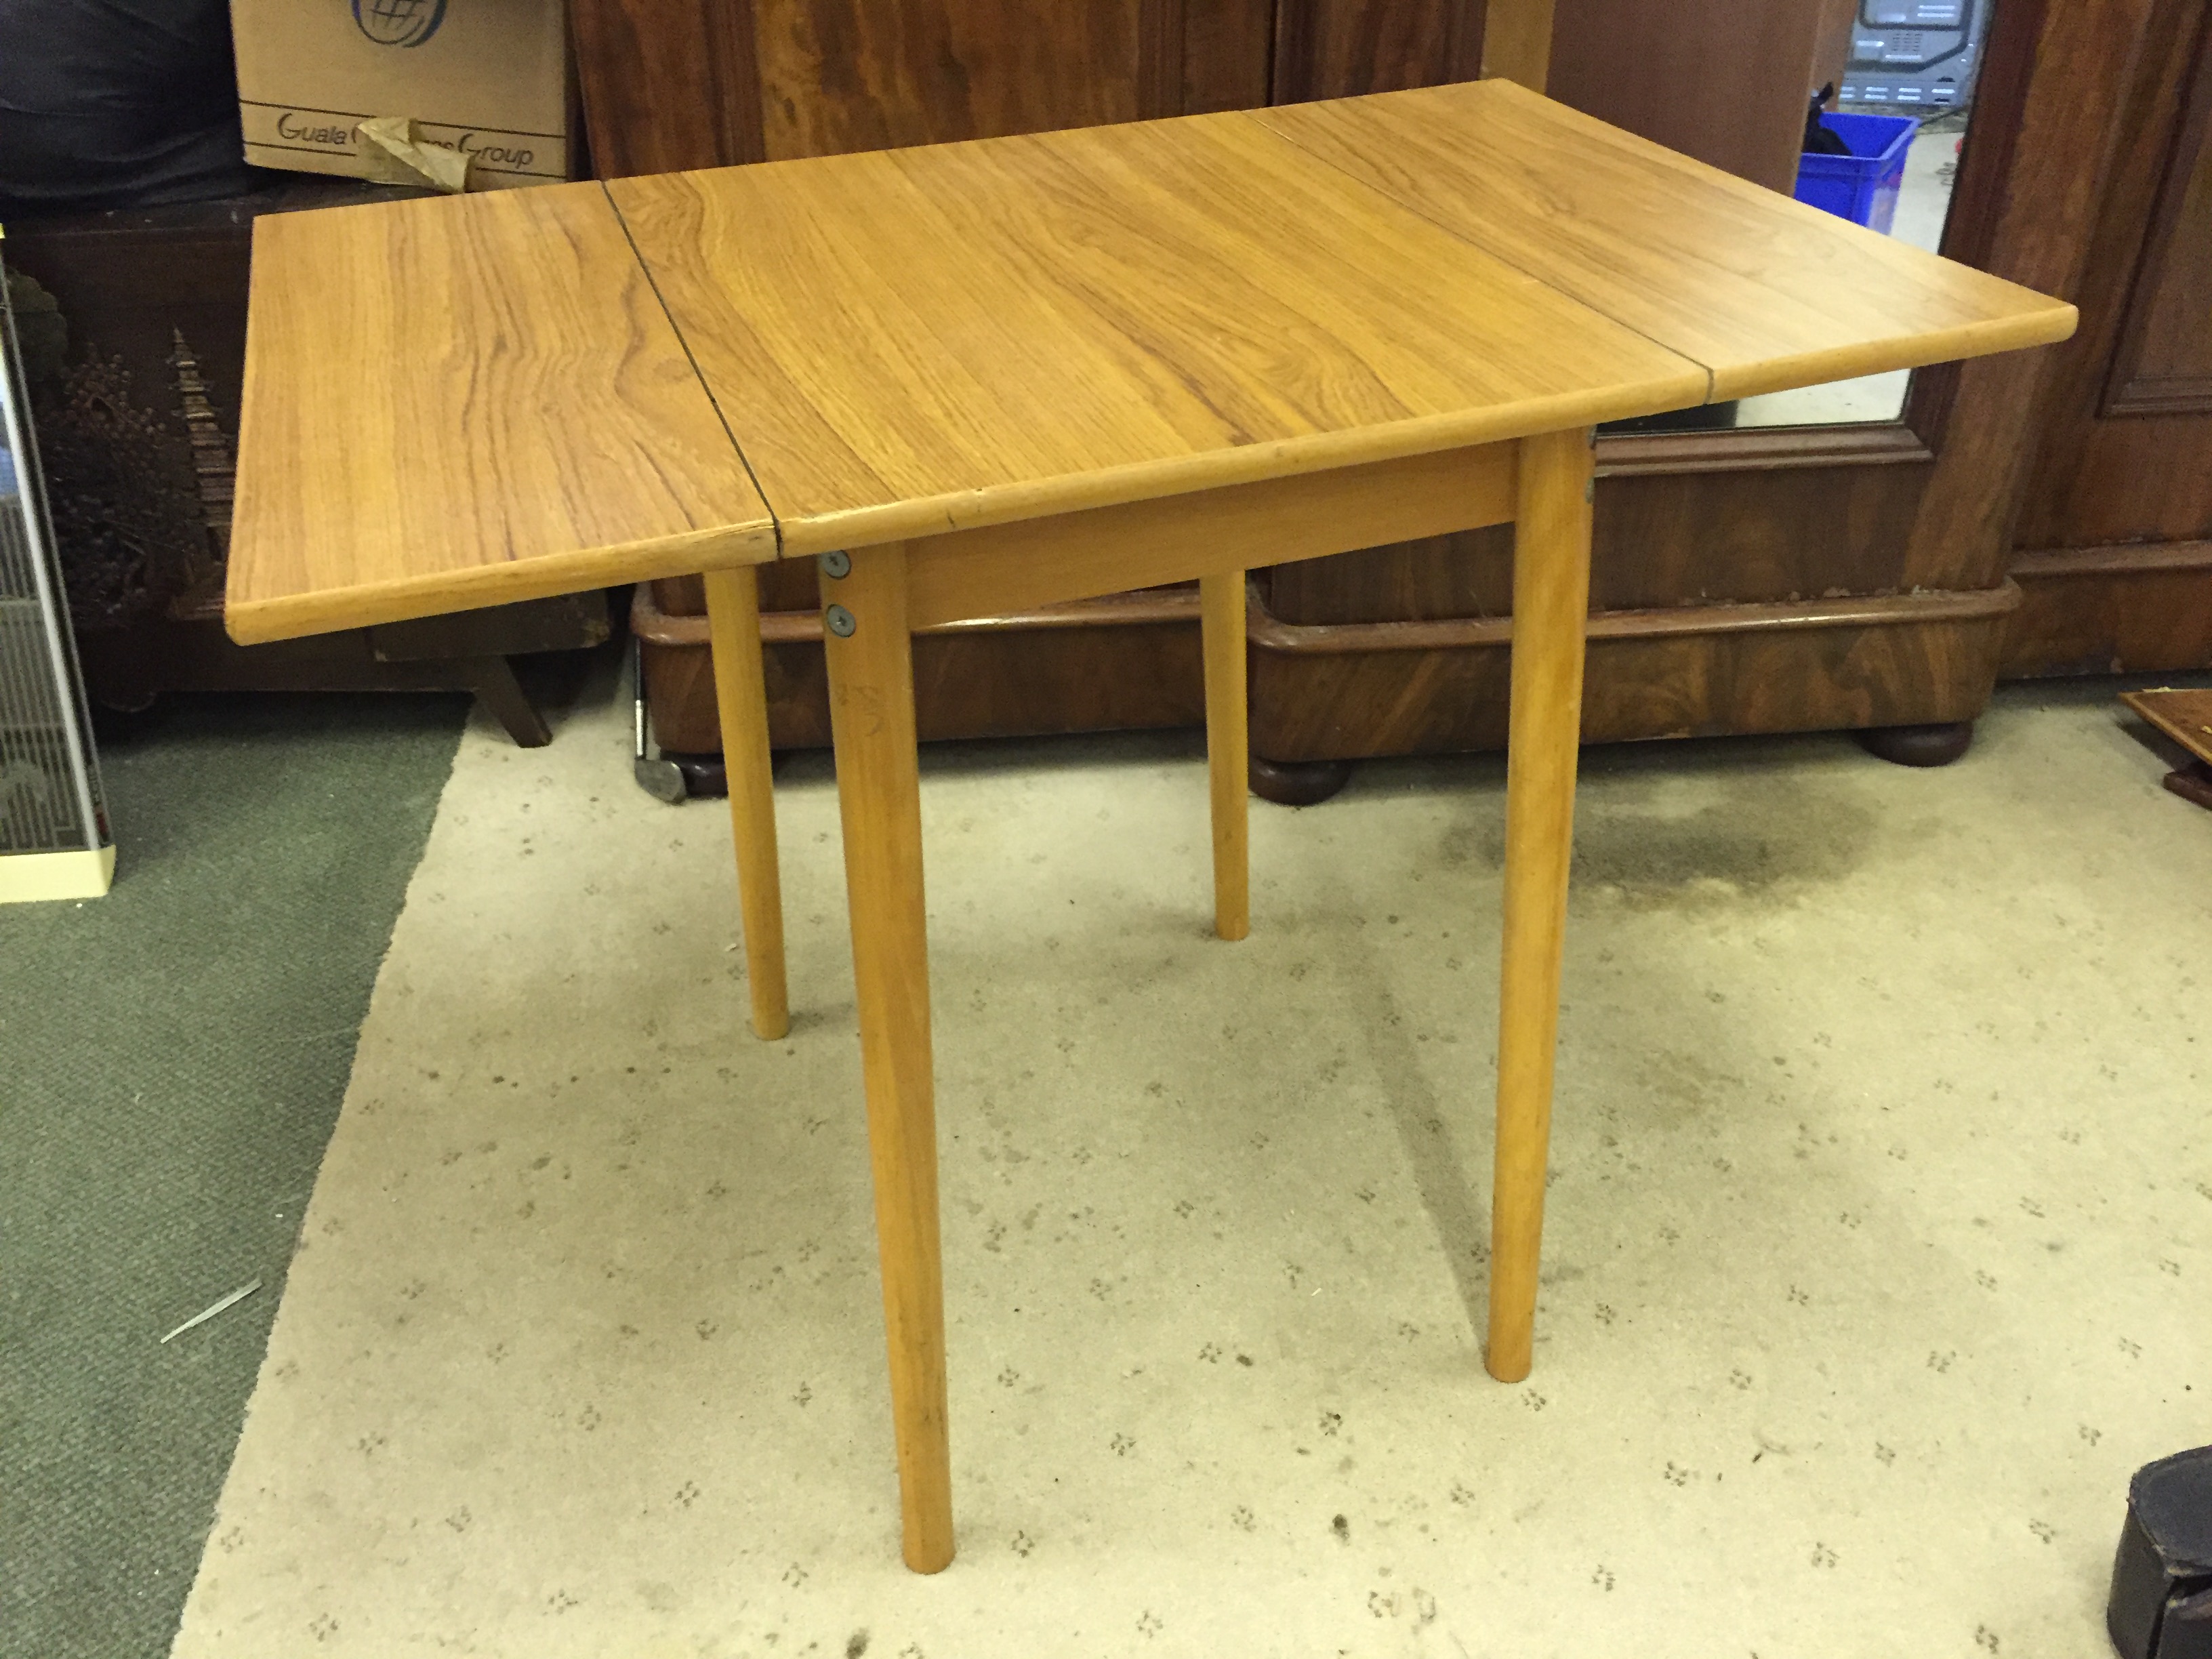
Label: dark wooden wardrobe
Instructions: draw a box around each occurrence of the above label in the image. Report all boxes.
[591,0,2146,794]
[2002,0,2212,676]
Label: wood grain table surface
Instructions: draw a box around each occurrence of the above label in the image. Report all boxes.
[226,79,2074,643]
[227,184,777,644]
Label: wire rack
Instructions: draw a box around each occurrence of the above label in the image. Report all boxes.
[1,258,110,860]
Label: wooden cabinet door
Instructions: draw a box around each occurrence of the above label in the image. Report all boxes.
[2003,0,2212,674]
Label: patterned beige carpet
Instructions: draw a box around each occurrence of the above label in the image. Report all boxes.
[171,674,2209,1658]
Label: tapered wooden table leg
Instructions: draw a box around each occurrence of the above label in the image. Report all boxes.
[703,567,789,1041]
[1200,570,1251,942]
[820,544,955,1574]
[1486,428,1595,1385]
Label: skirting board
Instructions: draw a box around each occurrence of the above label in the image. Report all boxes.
[1,844,117,904]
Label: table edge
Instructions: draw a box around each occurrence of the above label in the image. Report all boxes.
[224,519,779,645]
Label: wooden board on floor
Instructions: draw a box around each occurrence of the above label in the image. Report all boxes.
[2121,687,2212,764]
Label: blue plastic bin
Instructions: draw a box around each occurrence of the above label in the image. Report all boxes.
[1793,111,1917,234]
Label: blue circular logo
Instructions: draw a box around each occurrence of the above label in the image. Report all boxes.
[352,0,447,47]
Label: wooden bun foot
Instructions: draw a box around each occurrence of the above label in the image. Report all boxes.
[1857,720,1974,768]
[1248,754,1355,806]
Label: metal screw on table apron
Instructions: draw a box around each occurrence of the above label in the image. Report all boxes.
[819,550,852,579]
[824,604,857,638]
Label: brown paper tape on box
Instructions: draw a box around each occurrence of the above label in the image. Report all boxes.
[356,117,472,192]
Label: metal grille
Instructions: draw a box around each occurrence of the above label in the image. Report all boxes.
[1843,0,1992,106]
[1,262,108,859]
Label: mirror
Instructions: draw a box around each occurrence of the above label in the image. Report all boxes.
[1597,0,1998,434]
[1742,0,1994,427]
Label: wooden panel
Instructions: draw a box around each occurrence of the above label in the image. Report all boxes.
[1589,463,1931,612]
[638,588,1208,752]
[905,443,1515,627]
[609,108,1704,555]
[224,184,777,645]
[575,0,1267,177]
[1249,586,2018,758]
[1546,0,1828,193]
[1268,457,1932,626]
[1479,0,1555,91]
[1181,0,1273,112]
[1280,0,1835,196]
[2017,411,2212,550]
[2011,0,2212,554]
[757,557,821,611]
[2001,541,2212,676]
[1250,81,2076,404]
[2104,15,2212,415]
[1889,0,2064,584]
[1982,0,2203,676]
[751,0,1151,157]
[1267,527,1515,625]
[1139,0,1191,121]
[571,0,767,176]
[1812,0,1858,95]
[1271,0,1481,102]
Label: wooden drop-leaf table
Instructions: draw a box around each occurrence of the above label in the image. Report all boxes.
[225,79,2074,1573]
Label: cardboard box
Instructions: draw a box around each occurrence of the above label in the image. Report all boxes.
[230,0,575,190]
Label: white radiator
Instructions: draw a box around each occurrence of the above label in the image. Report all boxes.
[1,248,113,903]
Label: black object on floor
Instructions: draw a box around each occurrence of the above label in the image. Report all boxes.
[2109,1445,2212,1659]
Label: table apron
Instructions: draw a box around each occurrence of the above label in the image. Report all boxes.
[901,441,1517,630]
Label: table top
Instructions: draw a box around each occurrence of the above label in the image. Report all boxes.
[228,183,777,643]
[226,79,2075,643]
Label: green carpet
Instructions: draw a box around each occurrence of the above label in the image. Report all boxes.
[0,693,466,1659]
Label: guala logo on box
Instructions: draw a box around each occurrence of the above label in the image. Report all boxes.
[352,0,447,47]
[274,112,353,147]
[269,111,536,169]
